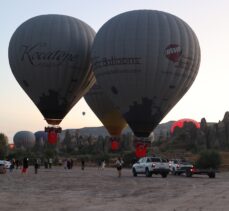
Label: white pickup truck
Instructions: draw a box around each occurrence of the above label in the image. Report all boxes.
[132,156,170,178]
[169,159,193,175]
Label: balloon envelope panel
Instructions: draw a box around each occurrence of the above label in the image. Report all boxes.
[9,14,96,125]
[84,83,127,136]
[92,10,201,137]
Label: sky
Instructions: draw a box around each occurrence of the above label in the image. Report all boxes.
[1,0,229,142]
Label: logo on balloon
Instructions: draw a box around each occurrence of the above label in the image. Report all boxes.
[92,56,142,70]
[20,43,79,67]
[165,44,182,63]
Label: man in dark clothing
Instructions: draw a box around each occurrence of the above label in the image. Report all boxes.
[81,159,85,170]
[34,159,39,174]
[22,157,29,174]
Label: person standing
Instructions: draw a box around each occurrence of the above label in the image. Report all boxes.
[64,159,68,170]
[44,158,48,169]
[9,159,15,173]
[70,159,74,169]
[37,158,41,168]
[81,158,85,170]
[67,159,71,169]
[101,160,106,170]
[21,157,29,174]
[34,159,39,174]
[115,157,124,177]
[15,159,20,169]
[48,158,53,169]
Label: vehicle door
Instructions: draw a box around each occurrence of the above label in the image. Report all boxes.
[137,157,147,173]
[134,158,144,172]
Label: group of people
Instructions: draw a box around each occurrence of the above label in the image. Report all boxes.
[62,156,124,177]
[97,160,106,170]
[8,159,20,171]
[21,157,40,174]
[64,159,74,170]
[6,157,29,173]
[63,158,85,170]
[4,156,125,177]
[44,158,53,169]
[6,157,45,174]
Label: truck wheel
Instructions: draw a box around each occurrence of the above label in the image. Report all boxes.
[185,169,192,177]
[132,168,137,177]
[161,173,168,178]
[208,172,215,178]
[145,168,152,177]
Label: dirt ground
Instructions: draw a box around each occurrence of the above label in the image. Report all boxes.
[1,166,229,211]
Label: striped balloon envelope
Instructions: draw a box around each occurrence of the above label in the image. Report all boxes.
[92,10,201,138]
[9,14,96,125]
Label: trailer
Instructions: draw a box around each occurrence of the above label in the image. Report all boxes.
[185,167,217,178]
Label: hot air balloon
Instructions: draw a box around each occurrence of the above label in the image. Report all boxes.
[34,131,48,146]
[13,131,35,149]
[84,82,127,136]
[170,118,200,134]
[8,14,96,136]
[91,10,201,139]
[84,82,127,150]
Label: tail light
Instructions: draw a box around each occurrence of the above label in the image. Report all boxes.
[191,167,196,172]
[177,164,180,169]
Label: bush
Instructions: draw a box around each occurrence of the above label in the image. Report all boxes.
[0,133,8,159]
[195,150,221,169]
[122,151,136,167]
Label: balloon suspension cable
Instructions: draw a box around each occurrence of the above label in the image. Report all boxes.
[110,135,121,141]
[134,136,150,145]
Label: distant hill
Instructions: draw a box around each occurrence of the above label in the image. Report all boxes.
[50,120,219,143]
[61,121,175,138]
[78,126,109,136]
[153,121,175,138]
[60,120,220,140]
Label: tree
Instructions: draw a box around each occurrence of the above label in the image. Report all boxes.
[195,150,221,169]
[62,130,74,153]
[0,133,9,159]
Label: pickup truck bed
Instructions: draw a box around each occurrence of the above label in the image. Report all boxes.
[146,167,170,178]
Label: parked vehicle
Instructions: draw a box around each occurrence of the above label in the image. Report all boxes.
[169,159,193,175]
[169,159,180,173]
[0,160,11,169]
[132,156,170,178]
